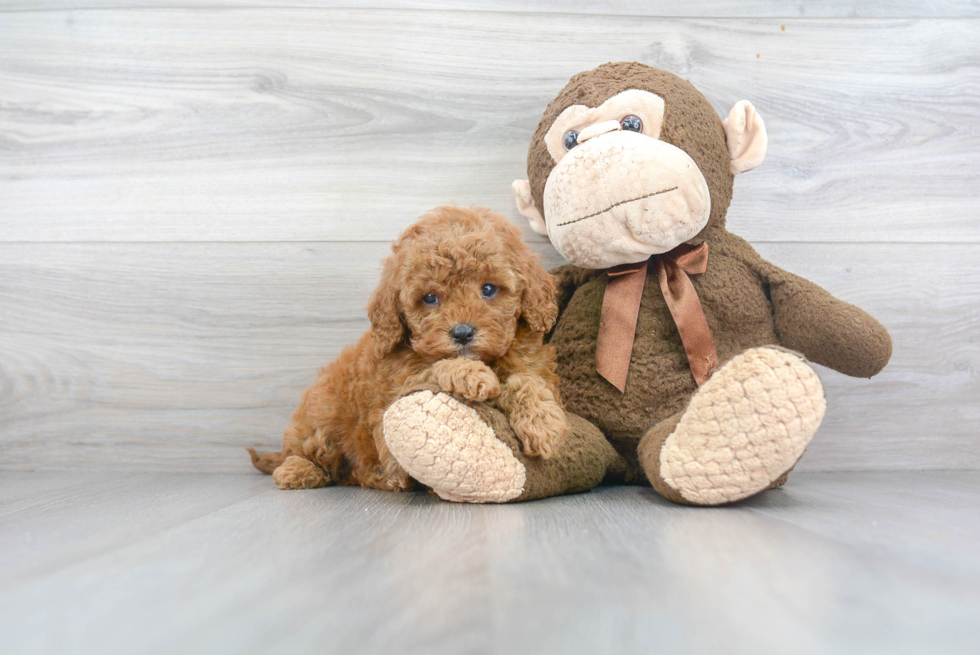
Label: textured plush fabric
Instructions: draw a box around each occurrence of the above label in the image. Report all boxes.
[543,88,666,161]
[767,267,893,378]
[549,230,853,437]
[655,347,825,505]
[383,391,623,503]
[722,100,768,175]
[526,63,891,504]
[542,131,711,268]
[386,62,892,507]
[595,258,649,391]
[383,391,527,503]
[473,404,626,502]
[527,62,735,243]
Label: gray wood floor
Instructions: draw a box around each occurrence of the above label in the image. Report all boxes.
[1,471,978,655]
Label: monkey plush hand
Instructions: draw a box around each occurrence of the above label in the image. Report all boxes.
[383,62,891,506]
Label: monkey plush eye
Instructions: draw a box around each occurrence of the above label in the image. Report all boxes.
[422,293,439,306]
[563,130,579,150]
[620,115,643,132]
[480,283,498,299]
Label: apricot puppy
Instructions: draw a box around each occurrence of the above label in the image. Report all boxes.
[248,206,569,491]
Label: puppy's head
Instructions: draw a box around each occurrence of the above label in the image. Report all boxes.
[368,206,557,363]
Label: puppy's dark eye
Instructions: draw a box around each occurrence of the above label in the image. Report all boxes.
[480,284,498,299]
[422,293,439,306]
[563,130,579,150]
[620,115,642,132]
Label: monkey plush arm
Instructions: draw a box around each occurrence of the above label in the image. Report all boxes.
[765,266,892,378]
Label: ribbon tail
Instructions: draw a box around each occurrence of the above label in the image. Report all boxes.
[657,256,719,387]
[596,261,648,392]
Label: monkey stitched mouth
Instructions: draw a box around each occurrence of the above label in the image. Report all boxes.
[557,186,679,227]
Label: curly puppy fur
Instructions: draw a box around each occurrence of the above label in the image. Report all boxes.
[248,206,569,491]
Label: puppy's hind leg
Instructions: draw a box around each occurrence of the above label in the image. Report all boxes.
[373,439,414,492]
[267,421,343,489]
[356,418,413,492]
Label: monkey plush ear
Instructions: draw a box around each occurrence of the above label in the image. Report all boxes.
[512,179,548,236]
[723,100,768,175]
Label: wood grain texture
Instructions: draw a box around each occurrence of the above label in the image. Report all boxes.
[1,241,977,472]
[1,11,978,243]
[1,6,977,473]
[1,472,978,654]
[2,2,979,16]
[0,472,270,585]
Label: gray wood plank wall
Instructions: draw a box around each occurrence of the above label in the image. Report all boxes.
[1,3,978,472]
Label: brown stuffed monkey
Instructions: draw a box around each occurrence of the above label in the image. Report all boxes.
[382,62,892,505]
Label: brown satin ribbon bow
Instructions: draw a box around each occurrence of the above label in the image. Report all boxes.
[595,243,719,393]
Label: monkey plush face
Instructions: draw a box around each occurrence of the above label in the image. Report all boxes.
[514,63,768,269]
[540,89,711,267]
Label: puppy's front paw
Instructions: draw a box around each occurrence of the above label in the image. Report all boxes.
[432,358,500,402]
[509,399,570,459]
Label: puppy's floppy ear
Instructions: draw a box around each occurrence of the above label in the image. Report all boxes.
[490,212,558,333]
[367,250,406,358]
[517,250,559,333]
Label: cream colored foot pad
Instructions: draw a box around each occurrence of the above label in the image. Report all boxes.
[660,347,826,505]
[383,391,526,503]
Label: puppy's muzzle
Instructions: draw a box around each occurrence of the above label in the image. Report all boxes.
[450,324,476,345]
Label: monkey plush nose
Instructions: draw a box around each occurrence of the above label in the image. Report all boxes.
[450,324,477,345]
[576,119,623,144]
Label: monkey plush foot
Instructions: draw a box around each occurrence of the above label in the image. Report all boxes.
[383,391,527,503]
[383,391,621,503]
[640,347,826,506]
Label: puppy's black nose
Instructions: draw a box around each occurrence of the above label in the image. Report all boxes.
[450,324,476,345]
